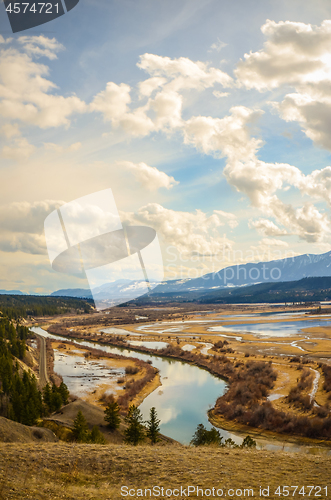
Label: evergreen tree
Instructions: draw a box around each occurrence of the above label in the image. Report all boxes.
[73,411,90,443]
[104,399,121,431]
[146,407,160,444]
[191,424,223,446]
[124,405,145,445]
[59,381,69,405]
[90,425,106,444]
[241,435,256,448]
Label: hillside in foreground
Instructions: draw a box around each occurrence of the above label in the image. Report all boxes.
[0,443,330,500]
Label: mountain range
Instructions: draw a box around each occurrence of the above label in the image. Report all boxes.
[48,250,331,301]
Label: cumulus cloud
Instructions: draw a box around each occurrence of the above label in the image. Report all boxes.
[121,203,233,257]
[235,19,331,151]
[0,234,47,255]
[90,53,233,138]
[214,210,238,229]
[0,200,64,255]
[0,200,63,234]
[137,53,233,92]
[0,46,86,128]
[2,137,35,161]
[118,161,179,191]
[183,106,264,160]
[249,219,288,237]
[90,82,131,121]
[18,36,64,60]
[0,123,20,138]
[235,19,331,90]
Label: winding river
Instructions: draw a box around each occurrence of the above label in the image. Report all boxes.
[31,325,331,453]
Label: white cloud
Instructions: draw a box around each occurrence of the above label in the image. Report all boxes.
[249,219,288,237]
[235,19,331,90]
[90,82,131,121]
[0,123,20,138]
[0,234,47,255]
[137,53,233,92]
[149,89,183,130]
[260,238,288,247]
[183,106,264,160]
[213,91,229,98]
[214,210,238,229]
[235,19,331,152]
[0,46,86,128]
[43,142,82,153]
[118,161,179,191]
[138,77,167,98]
[209,38,227,53]
[0,200,64,255]
[2,137,35,161]
[122,203,233,257]
[0,200,64,234]
[18,36,64,60]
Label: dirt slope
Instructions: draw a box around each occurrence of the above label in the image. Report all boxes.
[0,417,58,443]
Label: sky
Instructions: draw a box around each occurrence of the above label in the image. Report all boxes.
[1,0,331,294]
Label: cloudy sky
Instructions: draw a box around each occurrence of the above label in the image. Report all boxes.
[1,0,331,294]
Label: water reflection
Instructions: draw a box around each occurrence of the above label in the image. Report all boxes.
[209,319,331,338]
[31,326,331,453]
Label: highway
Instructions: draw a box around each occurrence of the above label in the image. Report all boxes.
[35,333,49,388]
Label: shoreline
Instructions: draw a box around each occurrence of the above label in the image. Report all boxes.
[34,321,331,450]
[33,327,162,411]
[208,410,331,449]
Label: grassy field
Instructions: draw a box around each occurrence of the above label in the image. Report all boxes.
[0,443,330,500]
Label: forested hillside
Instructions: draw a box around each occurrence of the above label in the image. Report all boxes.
[0,295,94,319]
[0,313,68,425]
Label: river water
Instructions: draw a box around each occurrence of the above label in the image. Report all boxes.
[31,324,331,453]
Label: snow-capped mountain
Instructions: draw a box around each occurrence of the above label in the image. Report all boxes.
[51,250,331,300]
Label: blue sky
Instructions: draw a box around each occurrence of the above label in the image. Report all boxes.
[1,0,331,293]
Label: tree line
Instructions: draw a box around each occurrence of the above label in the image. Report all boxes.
[0,312,69,425]
[0,295,93,320]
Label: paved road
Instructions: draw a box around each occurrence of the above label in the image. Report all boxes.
[35,333,49,388]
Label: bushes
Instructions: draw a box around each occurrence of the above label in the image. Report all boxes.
[191,423,256,448]
[72,411,106,444]
[125,366,139,375]
[191,424,223,446]
[287,369,313,411]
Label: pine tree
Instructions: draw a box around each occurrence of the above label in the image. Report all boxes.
[73,411,90,443]
[124,405,145,445]
[91,425,106,444]
[59,381,69,405]
[146,407,160,444]
[104,399,121,431]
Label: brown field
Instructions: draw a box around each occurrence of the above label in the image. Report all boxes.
[0,443,330,500]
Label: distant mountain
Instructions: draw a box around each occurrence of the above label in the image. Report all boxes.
[50,251,331,303]
[51,288,93,298]
[152,250,331,294]
[198,276,331,304]
[51,280,158,307]
[0,290,26,295]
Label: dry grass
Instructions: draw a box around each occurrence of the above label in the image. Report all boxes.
[0,443,330,500]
